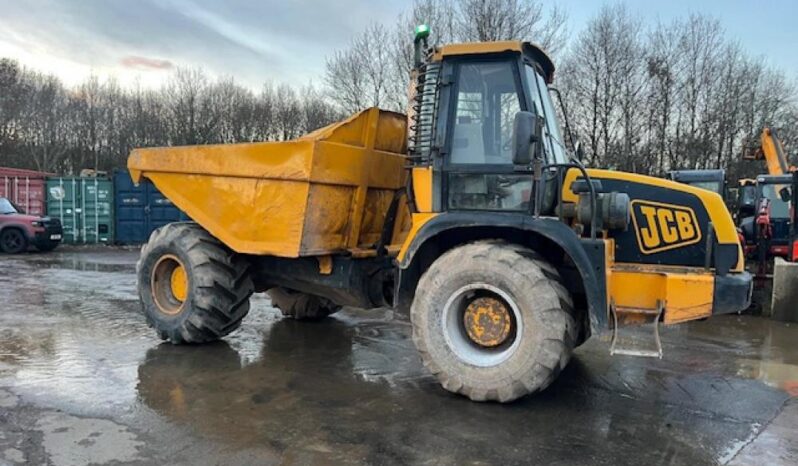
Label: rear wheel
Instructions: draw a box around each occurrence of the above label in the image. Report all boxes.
[268,287,341,320]
[411,241,576,402]
[137,223,254,344]
[0,228,27,254]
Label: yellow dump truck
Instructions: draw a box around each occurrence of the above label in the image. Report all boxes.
[130,30,752,402]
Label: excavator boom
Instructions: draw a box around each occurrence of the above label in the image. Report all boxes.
[745,127,794,175]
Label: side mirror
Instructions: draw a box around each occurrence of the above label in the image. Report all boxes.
[780,187,792,203]
[512,111,543,166]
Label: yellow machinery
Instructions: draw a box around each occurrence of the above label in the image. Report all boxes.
[130,109,409,256]
[130,27,752,402]
[744,127,795,176]
[738,127,797,318]
[738,128,795,263]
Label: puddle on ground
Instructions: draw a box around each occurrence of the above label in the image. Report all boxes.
[1,250,797,465]
[737,359,798,397]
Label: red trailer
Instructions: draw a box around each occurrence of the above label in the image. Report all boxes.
[0,167,52,217]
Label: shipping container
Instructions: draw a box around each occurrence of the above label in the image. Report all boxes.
[114,170,189,244]
[0,167,51,217]
[46,177,114,244]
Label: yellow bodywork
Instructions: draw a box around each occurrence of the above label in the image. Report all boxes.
[559,169,739,325]
[129,108,408,257]
[561,168,745,273]
[433,41,523,61]
[608,262,714,324]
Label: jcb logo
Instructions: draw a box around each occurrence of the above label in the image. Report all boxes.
[631,200,702,254]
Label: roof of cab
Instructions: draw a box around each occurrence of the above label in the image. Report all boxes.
[432,40,555,82]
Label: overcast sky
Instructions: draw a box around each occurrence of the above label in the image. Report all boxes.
[0,0,795,90]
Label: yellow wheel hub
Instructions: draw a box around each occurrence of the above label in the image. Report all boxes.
[170,264,188,302]
[151,254,189,315]
[463,296,513,348]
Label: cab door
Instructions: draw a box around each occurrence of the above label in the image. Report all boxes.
[442,58,534,213]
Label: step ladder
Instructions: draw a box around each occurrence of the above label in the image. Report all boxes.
[609,299,664,358]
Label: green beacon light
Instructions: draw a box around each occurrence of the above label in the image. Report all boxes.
[414,24,430,41]
[413,24,430,67]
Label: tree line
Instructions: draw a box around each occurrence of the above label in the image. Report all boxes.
[558,5,797,180]
[1,0,796,180]
[0,64,342,173]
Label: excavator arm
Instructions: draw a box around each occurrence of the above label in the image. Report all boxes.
[745,127,794,175]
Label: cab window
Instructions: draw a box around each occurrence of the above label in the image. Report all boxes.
[449,61,521,165]
[762,184,791,218]
[525,65,567,164]
[446,60,532,211]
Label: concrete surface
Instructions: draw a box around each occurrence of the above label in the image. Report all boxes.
[771,257,798,322]
[1,248,797,465]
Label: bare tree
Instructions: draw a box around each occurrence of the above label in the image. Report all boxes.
[455,0,567,54]
[560,4,640,168]
[325,24,396,113]
[326,0,569,114]
[163,67,208,146]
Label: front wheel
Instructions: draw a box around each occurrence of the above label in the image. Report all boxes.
[137,223,254,344]
[411,241,576,402]
[0,228,27,254]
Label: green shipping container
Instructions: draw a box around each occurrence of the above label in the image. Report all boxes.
[46,177,114,244]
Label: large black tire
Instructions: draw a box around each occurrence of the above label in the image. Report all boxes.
[268,287,341,320]
[137,223,254,344]
[0,228,27,254]
[411,241,576,403]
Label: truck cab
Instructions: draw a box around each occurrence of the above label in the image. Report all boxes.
[400,39,751,331]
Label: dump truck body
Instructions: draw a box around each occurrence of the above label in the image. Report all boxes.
[129,108,409,257]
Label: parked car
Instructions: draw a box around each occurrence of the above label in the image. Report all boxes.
[0,197,63,253]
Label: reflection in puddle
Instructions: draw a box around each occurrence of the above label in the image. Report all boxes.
[737,360,798,397]
[2,251,798,464]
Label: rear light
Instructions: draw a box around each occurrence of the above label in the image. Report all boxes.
[791,240,798,262]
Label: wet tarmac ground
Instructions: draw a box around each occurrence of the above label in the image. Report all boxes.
[1,248,797,465]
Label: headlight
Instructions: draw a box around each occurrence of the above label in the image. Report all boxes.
[31,221,42,227]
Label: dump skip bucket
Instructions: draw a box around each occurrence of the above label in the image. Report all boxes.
[129,108,407,257]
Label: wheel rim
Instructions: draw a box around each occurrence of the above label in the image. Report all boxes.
[463,296,513,347]
[151,254,189,315]
[441,283,523,367]
[2,230,24,252]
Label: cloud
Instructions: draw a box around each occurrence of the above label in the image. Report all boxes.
[120,56,174,70]
[0,0,408,89]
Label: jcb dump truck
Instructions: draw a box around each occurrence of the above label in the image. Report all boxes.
[129,31,752,402]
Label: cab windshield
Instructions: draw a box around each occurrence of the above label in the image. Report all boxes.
[524,65,568,164]
[689,181,723,195]
[0,198,18,215]
[761,184,791,218]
